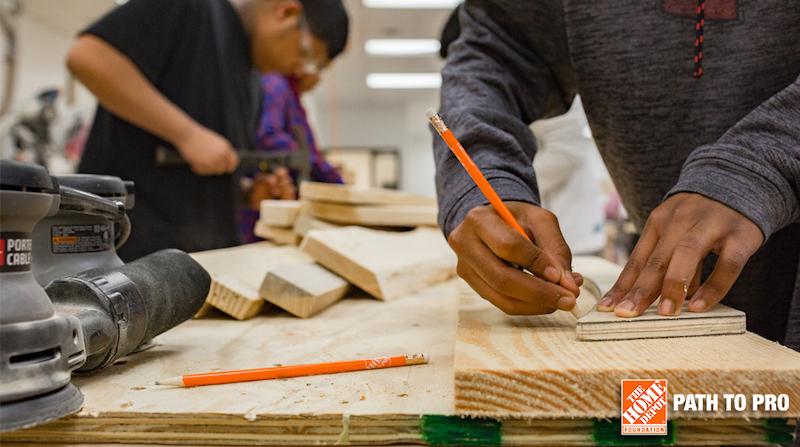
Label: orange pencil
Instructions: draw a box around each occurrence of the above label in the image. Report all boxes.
[154,353,428,387]
[427,109,531,242]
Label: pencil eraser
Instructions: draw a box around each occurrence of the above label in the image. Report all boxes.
[425,108,438,119]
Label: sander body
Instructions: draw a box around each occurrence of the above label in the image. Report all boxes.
[0,160,211,432]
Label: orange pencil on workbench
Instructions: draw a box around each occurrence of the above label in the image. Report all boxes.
[426,109,532,242]
[154,353,428,387]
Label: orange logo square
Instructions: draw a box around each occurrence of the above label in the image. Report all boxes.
[621,379,668,435]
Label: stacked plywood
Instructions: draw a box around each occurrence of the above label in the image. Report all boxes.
[299,181,438,228]
[4,277,799,446]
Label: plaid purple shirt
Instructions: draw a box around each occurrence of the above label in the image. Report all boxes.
[240,74,343,242]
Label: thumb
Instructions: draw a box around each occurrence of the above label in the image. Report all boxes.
[525,208,579,295]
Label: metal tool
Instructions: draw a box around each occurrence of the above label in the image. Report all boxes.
[0,160,211,432]
[154,144,310,182]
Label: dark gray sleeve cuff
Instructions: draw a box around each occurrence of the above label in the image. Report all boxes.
[439,171,539,238]
[667,144,798,240]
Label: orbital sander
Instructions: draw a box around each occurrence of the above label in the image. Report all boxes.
[0,160,211,432]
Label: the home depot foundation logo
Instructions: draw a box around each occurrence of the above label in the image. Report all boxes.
[621,379,668,435]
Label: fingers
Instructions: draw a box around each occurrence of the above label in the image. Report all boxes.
[470,210,562,284]
[461,233,576,311]
[456,260,562,315]
[226,150,240,173]
[524,207,579,295]
[598,224,659,311]
[688,240,757,312]
[658,229,715,315]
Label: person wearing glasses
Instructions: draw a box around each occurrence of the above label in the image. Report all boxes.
[67,0,349,260]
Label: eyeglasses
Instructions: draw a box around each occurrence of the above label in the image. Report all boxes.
[298,16,320,75]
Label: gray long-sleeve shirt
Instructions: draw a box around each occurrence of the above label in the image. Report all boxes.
[434,1,800,349]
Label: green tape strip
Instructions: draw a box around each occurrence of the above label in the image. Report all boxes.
[764,418,794,445]
[592,419,675,446]
[421,415,502,446]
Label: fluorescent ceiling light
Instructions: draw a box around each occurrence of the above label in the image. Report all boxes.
[366,73,442,89]
[363,0,462,9]
[365,39,441,56]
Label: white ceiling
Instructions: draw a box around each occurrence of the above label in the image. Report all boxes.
[20,0,454,105]
[314,0,452,105]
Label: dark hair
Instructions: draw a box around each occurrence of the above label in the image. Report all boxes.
[439,5,461,59]
[299,0,349,60]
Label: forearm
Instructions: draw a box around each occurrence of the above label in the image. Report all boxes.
[434,1,575,236]
[669,74,800,239]
[66,35,198,147]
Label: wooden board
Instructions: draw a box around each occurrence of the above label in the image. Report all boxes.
[4,416,795,446]
[299,181,436,206]
[3,263,797,446]
[292,212,340,237]
[301,227,456,300]
[254,221,300,246]
[304,200,438,227]
[454,259,800,419]
[260,263,350,318]
[577,302,746,341]
[2,281,460,445]
[259,200,302,227]
[191,243,312,320]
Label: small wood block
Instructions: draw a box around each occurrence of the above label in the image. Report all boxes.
[292,212,340,237]
[206,273,265,320]
[300,226,456,300]
[259,200,302,227]
[299,181,436,206]
[304,201,437,227]
[576,303,746,341]
[255,221,300,245]
[260,263,349,318]
[190,243,313,320]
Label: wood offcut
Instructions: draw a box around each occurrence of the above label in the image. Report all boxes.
[260,263,349,318]
[301,226,456,300]
[299,181,436,206]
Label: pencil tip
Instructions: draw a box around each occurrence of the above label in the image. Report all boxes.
[154,377,183,387]
[425,108,438,119]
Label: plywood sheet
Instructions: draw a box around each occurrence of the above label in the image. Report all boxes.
[305,200,438,227]
[299,181,436,206]
[191,243,312,319]
[301,227,456,300]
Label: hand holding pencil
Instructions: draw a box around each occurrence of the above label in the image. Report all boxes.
[428,109,581,316]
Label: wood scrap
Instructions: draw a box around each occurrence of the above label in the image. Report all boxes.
[254,220,300,245]
[292,212,340,237]
[301,226,456,300]
[299,181,436,206]
[453,280,800,419]
[576,302,746,341]
[260,263,349,318]
[304,200,438,227]
[259,199,302,227]
[190,243,313,320]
